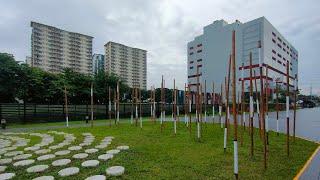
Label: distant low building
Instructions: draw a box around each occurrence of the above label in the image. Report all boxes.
[25,56,32,66]
[92,54,105,74]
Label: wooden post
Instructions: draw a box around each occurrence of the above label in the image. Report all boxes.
[265,65,269,145]
[249,52,254,157]
[232,30,239,179]
[173,79,177,135]
[227,55,231,131]
[258,41,267,169]
[116,81,120,125]
[220,83,223,129]
[184,83,188,125]
[204,80,207,124]
[91,82,94,128]
[109,87,112,127]
[196,66,201,140]
[212,82,215,124]
[276,82,279,136]
[286,61,290,156]
[293,74,297,141]
[188,84,192,134]
[131,87,134,124]
[139,87,142,128]
[64,86,69,127]
[240,62,245,146]
[254,70,261,137]
[161,76,164,132]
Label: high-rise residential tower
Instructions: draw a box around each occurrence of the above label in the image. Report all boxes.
[104,41,147,89]
[187,17,298,93]
[30,21,93,74]
[92,54,105,74]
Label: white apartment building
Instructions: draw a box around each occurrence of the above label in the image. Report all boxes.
[104,42,147,89]
[92,54,105,74]
[30,21,93,74]
[187,17,298,93]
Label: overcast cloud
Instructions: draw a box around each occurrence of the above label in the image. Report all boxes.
[0,0,319,95]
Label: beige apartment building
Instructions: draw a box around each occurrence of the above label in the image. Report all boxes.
[104,42,147,89]
[30,21,93,74]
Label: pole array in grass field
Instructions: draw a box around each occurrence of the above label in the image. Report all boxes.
[64,86,69,127]
[231,30,239,179]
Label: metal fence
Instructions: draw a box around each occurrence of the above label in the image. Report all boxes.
[0,103,286,124]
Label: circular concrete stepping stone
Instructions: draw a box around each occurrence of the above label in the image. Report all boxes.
[98,154,113,161]
[32,176,54,180]
[35,149,51,155]
[27,165,49,173]
[4,151,23,157]
[81,160,99,167]
[117,146,129,150]
[54,150,70,156]
[68,146,82,151]
[0,173,15,180]
[37,154,55,161]
[0,150,7,155]
[72,153,88,159]
[52,159,71,166]
[106,149,120,155]
[85,149,98,154]
[0,166,7,173]
[13,159,35,167]
[2,147,17,152]
[13,154,32,160]
[95,144,108,149]
[58,167,79,177]
[0,159,12,165]
[85,175,106,180]
[106,166,124,176]
[25,146,40,151]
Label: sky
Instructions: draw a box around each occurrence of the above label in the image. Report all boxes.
[0,0,319,95]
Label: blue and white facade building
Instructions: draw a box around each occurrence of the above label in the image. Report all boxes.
[92,54,105,74]
[187,17,298,93]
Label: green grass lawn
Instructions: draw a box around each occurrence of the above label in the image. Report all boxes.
[3,119,318,180]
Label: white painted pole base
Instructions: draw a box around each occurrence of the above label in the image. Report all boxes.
[130,115,133,124]
[117,111,119,124]
[140,117,142,128]
[174,120,177,134]
[265,115,269,132]
[234,140,239,175]
[276,119,279,133]
[212,106,215,121]
[66,116,69,127]
[160,112,163,124]
[164,111,166,121]
[243,112,246,126]
[184,114,187,124]
[197,122,200,139]
[204,112,207,123]
[224,128,227,151]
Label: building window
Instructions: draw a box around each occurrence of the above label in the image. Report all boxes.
[189,66,193,69]
[283,57,286,61]
[283,48,286,52]
[189,52,193,55]
[272,32,276,36]
[272,39,276,43]
[197,44,202,47]
[190,60,194,64]
[277,53,282,58]
[197,50,202,53]
[189,47,194,50]
[277,60,282,64]
[277,44,282,48]
[197,59,202,62]
[272,57,276,61]
[277,37,282,42]
[272,49,276,54]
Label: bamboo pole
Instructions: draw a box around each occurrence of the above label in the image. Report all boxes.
[249,52,254,157]
[227,55,231,131]
[188,84,192,134]
[293,74,297,141]
[286,61,290,156]
[265,65,269,145]
[116,81,120,125]
[139,87,142,128]
[91,82,94,128]
[212,82,215,124]
[231,30,239,179]
[184,83,187,125]
[161,76,164,132]
[173,79,177,135]
[220,83,223,129]
[276,81,279,136]
[131,87,134,124]
[108,87,112,127]
[135,87,138,127]
[204,80,207,124]
[64,86,69,127]
[240,62,245,146]
[196,66,201,140]
[253,70,261,137]
[258,41,267,169]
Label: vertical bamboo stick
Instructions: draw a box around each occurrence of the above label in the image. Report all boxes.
[184,83,187,125]
[64,86,69,127]
[116,81,119,125]
[254,70,261,137]
[265,65,269,145]
[276,82,279,136]
[258,41,267,169]
[109,87,112,127]
[204,80,207,124]
[240,62,245,146]
[173,79,177,135]
[131,87,134,124]
[232,30,239,179]
[249,52,254,157]
[161,76,164,132]
[188,84,192,133]
[91,82,94,128]
[293,74,297,141]
[196,66,201,140]
[139,87,142,128]
[286,61,290,156]
[212,82,215,123]
[220,83,223,129]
